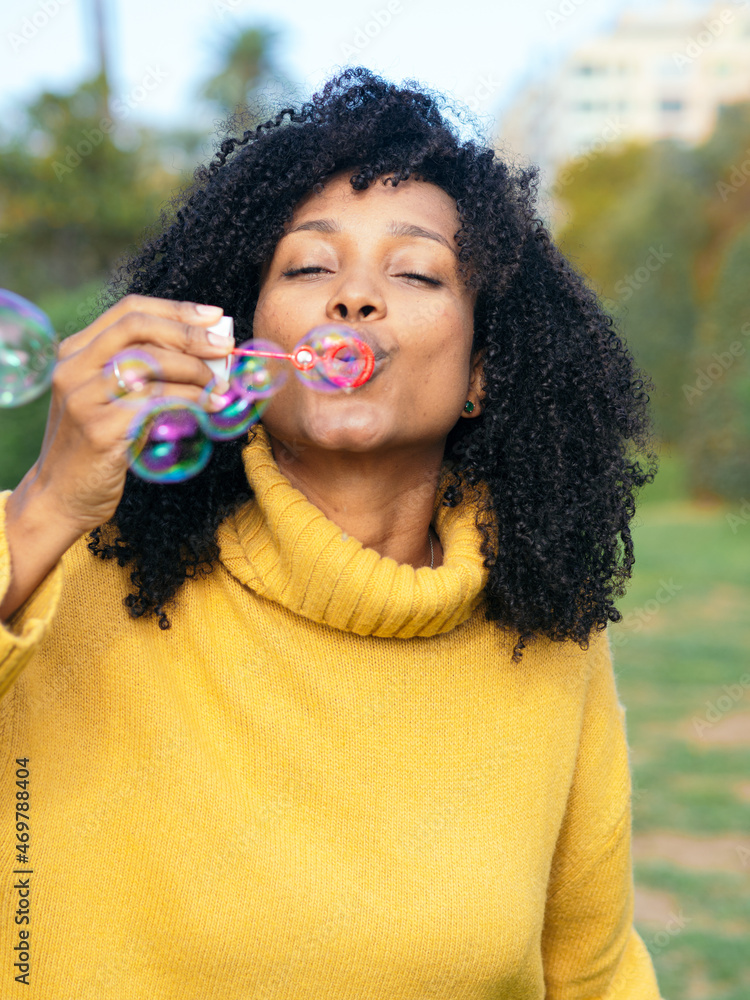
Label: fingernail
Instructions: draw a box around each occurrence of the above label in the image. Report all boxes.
[207,331,234,348]
[195,304,224,317]
[209,392,228,410]
[215,377,230,393]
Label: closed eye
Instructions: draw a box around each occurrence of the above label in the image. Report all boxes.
[400,272,441,286]
[281,266,329,277]
[281,267,441,286]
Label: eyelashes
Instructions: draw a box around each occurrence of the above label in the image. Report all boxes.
[281,267,327,277]
[402,273,442,286]
[281,266,442,286]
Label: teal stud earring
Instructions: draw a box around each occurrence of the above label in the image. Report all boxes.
[464,401,475,413]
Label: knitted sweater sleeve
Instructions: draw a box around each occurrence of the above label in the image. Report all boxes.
[0,491,64,700]
[541,628,664,999]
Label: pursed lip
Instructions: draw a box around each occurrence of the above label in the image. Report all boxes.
[341,326,392,382]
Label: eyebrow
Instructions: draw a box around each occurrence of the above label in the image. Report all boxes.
[285,218,456,255]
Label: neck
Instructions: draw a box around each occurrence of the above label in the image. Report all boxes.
[266,433,445,569]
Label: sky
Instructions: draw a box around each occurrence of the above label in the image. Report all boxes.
[0,0,719,140]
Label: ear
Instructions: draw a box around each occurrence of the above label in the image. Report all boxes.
[461,348,485,418]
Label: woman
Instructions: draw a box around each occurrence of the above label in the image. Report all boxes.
[1,69,662,997]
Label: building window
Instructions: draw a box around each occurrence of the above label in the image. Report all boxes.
[659,99,684,113]
[573,64,605,76]
[571,101,612,113]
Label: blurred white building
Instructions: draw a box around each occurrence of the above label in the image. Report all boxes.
[498,0,750,187]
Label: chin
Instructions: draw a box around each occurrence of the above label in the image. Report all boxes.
[263,390,403,454]
[304,407,389,452]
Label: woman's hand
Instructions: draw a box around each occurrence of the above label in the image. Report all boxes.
[1,295,233,622]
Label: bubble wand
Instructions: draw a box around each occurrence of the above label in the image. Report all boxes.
[0,291,376,485]
[128,320,376,482]
[202,315,374,389]
[230,340,375,387]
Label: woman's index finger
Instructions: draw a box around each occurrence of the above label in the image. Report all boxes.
[63,294,224,354]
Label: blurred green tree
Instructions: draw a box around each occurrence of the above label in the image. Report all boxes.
[555,141,705,444]
[200,26,293,118]
[0,25,294,489]
[684,222,750,500]
[0,76,181,300]
[553,102,750,498]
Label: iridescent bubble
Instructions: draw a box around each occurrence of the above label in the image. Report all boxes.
[105,349,162,406]
[291,325,371,393]
[230,339,287,399]
[0,289,58,407]
[127,398,213,483]
[201,375,270,441]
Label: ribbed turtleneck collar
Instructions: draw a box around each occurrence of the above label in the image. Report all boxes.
[216,427,489,638]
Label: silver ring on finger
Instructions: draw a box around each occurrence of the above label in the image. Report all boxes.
[112,357,130,396]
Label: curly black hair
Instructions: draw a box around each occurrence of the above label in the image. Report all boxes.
[90,66,657,661]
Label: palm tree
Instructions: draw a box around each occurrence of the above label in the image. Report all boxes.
[91,0,111,119]
[201,26,294,116]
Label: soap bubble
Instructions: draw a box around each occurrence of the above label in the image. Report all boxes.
[118,322,374,483]
[291,325,372,392]
[201,375,270,441]
[128,398,213,483]
[0,289,58,407]
[105,349,162,405]
[230,339,287,399]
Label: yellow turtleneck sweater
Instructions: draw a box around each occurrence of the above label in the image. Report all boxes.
[0,428,661,999]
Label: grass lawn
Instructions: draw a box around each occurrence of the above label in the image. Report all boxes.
[611,447,750,999]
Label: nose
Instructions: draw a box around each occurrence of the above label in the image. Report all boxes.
[325,270,387,323]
